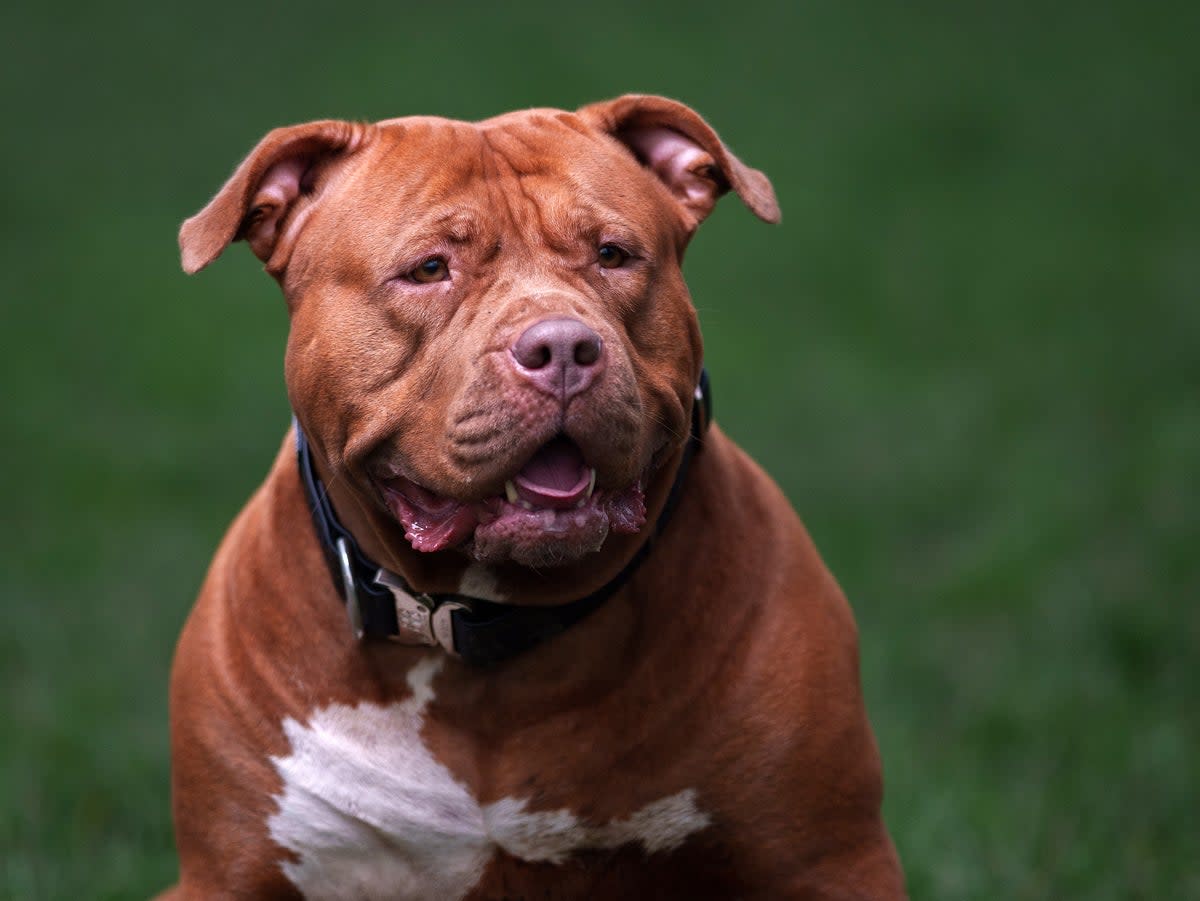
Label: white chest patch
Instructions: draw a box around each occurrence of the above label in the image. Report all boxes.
[267,658,710,900]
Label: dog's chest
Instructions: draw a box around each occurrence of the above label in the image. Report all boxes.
[267,658,709,900]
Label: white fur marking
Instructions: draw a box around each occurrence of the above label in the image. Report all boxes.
[268,658,709,899]
[456,562,506,601]
[483,790,709,865]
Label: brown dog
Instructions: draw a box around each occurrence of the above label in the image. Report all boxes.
[163,95,904,899]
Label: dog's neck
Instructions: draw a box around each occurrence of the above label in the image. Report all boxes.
[295,371,712,665]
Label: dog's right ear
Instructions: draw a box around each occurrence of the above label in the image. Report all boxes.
[179,120,371,275]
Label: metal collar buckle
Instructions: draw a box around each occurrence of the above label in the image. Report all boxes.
[334,536,465,653]
[373,568,467,656]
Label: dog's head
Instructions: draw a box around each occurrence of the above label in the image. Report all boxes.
[180,95,777,589]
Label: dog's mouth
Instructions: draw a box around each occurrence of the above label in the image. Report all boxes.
[376,436,647,567]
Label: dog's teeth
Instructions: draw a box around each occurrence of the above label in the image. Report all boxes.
[586,469,597,499]
[519,499,535,511]
[575,497,587,509]
[505,480,519,504]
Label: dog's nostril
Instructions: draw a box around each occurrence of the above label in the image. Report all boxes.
[574,337,601,367]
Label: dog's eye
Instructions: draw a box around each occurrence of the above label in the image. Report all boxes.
[597,244,629,269]
[410,256,449,283]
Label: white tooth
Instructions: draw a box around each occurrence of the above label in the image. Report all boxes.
[505,480,519,504]
[575,497,587,509]
[586,469,597,498]
[519,500,535,511]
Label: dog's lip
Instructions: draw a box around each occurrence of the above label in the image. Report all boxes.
[378,475,623,555]
[379,482,480,552]
[374,436,596,510]
[373,436,652,555]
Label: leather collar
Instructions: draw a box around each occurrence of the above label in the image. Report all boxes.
[296,369,711,667]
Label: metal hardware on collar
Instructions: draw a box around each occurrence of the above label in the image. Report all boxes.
[694,368,712,441]
[294,368,712,666]
[373,568,465,655]
[431,601,469,654]
[335,537,364,639]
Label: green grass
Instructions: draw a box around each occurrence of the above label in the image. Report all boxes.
[2,1,1197,897]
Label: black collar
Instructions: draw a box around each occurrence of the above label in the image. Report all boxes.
[296,369,711,667]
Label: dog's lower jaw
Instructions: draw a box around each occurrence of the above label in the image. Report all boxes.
[468,483,646,568]
[381,480,647,568]
[468,517,610,569]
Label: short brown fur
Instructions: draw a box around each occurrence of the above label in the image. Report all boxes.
[162,96,904,900]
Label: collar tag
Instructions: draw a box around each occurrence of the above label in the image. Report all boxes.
[373,569,464,656]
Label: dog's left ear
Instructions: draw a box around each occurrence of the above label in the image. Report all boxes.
[577,94,780,228]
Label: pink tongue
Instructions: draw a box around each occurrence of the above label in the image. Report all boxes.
[514,437,591,509]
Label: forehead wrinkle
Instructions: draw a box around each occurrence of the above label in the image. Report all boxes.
[426,209,484,243]
[345,127,498,258]
[472,130,549,259]
[523,188,652,260]
[370,122,487,201]
[480,120,664,253]
[481,126,633,258]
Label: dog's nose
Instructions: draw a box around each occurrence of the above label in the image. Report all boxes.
[510,317,605,400]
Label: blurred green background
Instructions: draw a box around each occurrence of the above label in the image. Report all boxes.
[2,1,1196,898]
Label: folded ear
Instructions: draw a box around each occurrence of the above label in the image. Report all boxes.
[577,94,780,228]
[179,120,371,274]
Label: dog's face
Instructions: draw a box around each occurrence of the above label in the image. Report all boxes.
[282,113,702,570]
[181,96,777,571]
